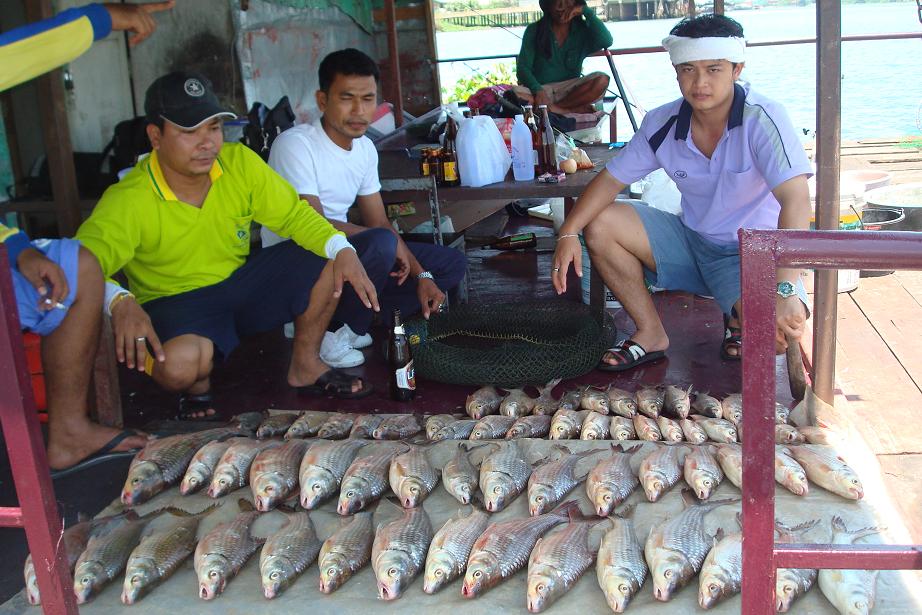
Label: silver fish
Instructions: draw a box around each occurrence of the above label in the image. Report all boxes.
[338,444,409,514]
[470,415,516,440]
[610,416,636,441]
[775,519,821,612]
[607,387,638,419]
[121,427,243,506]
[350,414,384,439]
[372,506,433,600]
[208,438,281,498]
[284,411,327,439]
[550,408,590,440]
[557,389,582,412]
[693,416,738,443]
[527,517,602,612]
[431,419,479,441]
[507,415,552,439]
[657,416,685,443]
[698,520,742,609]
[580,411,611,440]
[426,414,457,440]
[714,443,742,489]
[462,501,577,598]
[639,445,687,502]
[684,445,724,500]
[194,500,264,600]
[260,511,321,599]
[318,511,373,593]
[480,440,531,512]
[500,388,537,418]
[373,414,422,440]
[633,414,662,442]
[299,439,367,510]
[774,446,811,496]
[692,392,723,419]
[664,385,693,419]
[466,386,503,420]
[256,413,299,439]
[423,507,491,594]
[580,385,610,414]
[818,516,882,615]
[318,413,355,439]
[586,443,642,517]
[25,513,109,606]
[532,378,562,416]
[798,425,841,446]
[644,490,736,601]
[389,445,440,508]
[787,445,863,499]
[180,439,233,496]
[527,446,599,516]
[636,386,664,418]
[721,394,743,427]
[250,439,311,512]
[597,505,647,613]
[444,443,495,505]
[680,418,708,445]
[74,513,150,604]
[776,424,806,444]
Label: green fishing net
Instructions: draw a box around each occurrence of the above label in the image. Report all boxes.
[404,300,617,387]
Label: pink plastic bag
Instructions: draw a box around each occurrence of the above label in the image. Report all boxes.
[466,84,513,111]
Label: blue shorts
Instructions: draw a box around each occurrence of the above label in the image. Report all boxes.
[14,238,80,336]
[143,241,327,360]
[630,202,808,315]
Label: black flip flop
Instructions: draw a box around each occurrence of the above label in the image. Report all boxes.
[296,368,374,400]
[720,313,743,361]
[50,429,143,480]
[176,392,222,422]
[597,339,666,372]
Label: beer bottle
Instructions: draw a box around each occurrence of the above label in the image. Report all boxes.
[523,105,543,175]
[485,232,537,250]
[441,117,460,187]
[432,147,444,185]
[389,309,416,402]
[419,147,431,177]
[538,105,558,175]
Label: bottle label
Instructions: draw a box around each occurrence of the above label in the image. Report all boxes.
[395,360,416,390]
[394,325,405,335]
[421,161,430,176]
[443,161,458,181]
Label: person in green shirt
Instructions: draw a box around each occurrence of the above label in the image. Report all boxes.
[514,0,613,114]
[77,72,381,413]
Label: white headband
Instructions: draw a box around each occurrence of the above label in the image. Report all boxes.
[661,35,746,65]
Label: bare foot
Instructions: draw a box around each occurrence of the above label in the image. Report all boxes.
[599,329,669,367]
[47,422,149,471]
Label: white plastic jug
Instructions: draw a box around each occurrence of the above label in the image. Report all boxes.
[510,115,535,181]
[457,115,512,188]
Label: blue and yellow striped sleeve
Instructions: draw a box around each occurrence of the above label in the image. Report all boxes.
[0,223,32,266]
[0,3,112,92]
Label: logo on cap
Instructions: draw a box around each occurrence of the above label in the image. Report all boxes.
[184,79,206,97]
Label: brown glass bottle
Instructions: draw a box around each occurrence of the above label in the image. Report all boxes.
[419,148,431,177]
[431,147,444,185]
[523,105,543,175]
[441,117,460,187]
[388,309,416,402]
[538,105,558,175]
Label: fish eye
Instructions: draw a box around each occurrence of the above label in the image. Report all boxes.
[219,479,227,486]
[619,583,629,593]
[709,583,718,593]
[703,479,712,487]
[81,576,91,585]
[270,571,280,580]
[435,569,443,577]
[132,478,140,485]
[209,571,218,579]
[312,484,321,492]
[603,494,612,502]
[410,486,419,493]
[535,495,544,502]
[493,486,502,494]
[851,478,859,485]
[536,583,546,591]
[346,490,355,498]
[664,570,673,578]
[388,567,398,577]
[473,570,482,579]
[327,568,336,576]
[783,584,794,594]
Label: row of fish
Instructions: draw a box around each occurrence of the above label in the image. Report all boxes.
[259,411,422,441]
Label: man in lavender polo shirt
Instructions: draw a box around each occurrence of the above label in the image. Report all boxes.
[552,14,811,371]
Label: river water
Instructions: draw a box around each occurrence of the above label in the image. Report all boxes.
[436,3,922,140]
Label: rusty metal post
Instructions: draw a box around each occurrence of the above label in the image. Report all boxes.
[738,229,779,615]
[811,0,842,405]
[714,0,724,15]
[384,0,404,128]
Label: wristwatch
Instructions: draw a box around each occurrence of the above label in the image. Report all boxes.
[417,271,434,281]
[776,281,796,299]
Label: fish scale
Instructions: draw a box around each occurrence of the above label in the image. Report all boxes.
[698,528,743,609]
[664,385,692,419]
[426,415,457,440]
[532,378,562,416]
[550,409,590,439]
[194,507,264,600]
[692,393,723,419]
[250,439,312,511]
[684,446,723,500]
[25,515,97,605]
[694,417,738,443]
[480,440,531,512]
[597,508,648,613]
[444,443,493,505]
[423,508,491,594]
[260,511,322,599]
[390,445,440,508]
[633,415,662,442]
[181,440,234,495]
[586,445,640,517]
[373,414,422,440]
[607,388,638,419]
[580,412,610,440]
[528,447,599,515]
[680,419,708,445]
[338,444,408,514]
[636,387,664,418]
[657,416,684,443]
[819,517,881,615]
[527,519,599,612]
[466,386,503,419]
[775,446,810,496]
[787,444,864,500]
[256,413,299,439]
[507,415,552,439]
[318,511,374,593]
[580,386,610,414]
[372,507,434,600]
[609,416,636,441]
[318,413,354,439]
[73,515,150,604]
[639,445,686,502]
[500,388,537,417]
[462,502,576,597]
[208,438,281,498]
[350,414,384,439]
[775,519,820,612]
[471,415,516,439]
[714,444,742,488]
[299,439,367,509]
[432,419,479,441]
[284,412,327,439]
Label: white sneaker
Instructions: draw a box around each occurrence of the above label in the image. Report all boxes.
[338,324,373,349]
[320,330,365,368]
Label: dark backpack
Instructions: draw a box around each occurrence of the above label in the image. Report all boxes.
[240,96,296,160]
[102,116,152,175]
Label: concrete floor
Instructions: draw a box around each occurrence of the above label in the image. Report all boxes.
[3,438,920,614]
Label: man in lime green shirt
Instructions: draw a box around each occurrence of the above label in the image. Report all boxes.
[77,72,380,412]
[514,0,613,114]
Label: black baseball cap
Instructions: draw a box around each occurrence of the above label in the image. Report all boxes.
[144,72,236,129]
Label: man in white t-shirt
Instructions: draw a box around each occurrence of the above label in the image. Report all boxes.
[263,48,467,366]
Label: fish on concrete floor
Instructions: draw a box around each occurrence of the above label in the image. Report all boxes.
[557,389,582,412]
[775,518,821,613]
[193,500,264,601]
[250,439,312,512]
[692,416,738,443]
[299,439,367,510]
[818,516,882,615]
[691,392,723,419]
[318,511,374,593]
[479,440,532,513]
[597,504,647,613]
[657,416,685,443]
[580,385,610,414]
[500,388,538,418]
[423,507,491,594]
[389,445,440,508]
[466,386,503,420]
[635,386,664,419]
[259,511,322,599]
[444,443,496,506]
[74,512,152,604]
[284,411,328,439]
[338,444,409,515]
[633,414,662,442]
[318,413,355,439]
[580,411,611,440]
[786,445,864,500]
[527,446,600,516]
[607,387,638,419]
[680,418,708,445]
[373,414,422,440]
[527,514,605,612]
[256,413,299,439]
[350,414,384,439]
[550,408,591,440]
[610,416,637,441]
[638,444,688,502]
[507,415,552,440]
[470,415,517,440]
[664,385,693,419]
[698,516,742,609]
[426,415,457,440]
[684,445,724,500]
[532,378,563,416]
[431,419,479,442]
[720,394,742,427]
[180,440,234,496]
[586,444,642,517]
[776,424,806,445]
[208,438,281,498]
[372,505,434,600]
[713,444,742,489]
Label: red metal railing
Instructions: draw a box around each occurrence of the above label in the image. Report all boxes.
[738,229,922,613]
[0,245,78,614]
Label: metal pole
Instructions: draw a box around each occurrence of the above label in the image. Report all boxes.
[812,0,842,405]
[384,0,404,128]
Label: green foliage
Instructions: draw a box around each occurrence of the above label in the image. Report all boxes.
[441,62,517,104]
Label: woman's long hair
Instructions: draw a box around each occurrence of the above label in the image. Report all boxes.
[534,0,587,59]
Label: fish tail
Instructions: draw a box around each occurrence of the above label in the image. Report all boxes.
[616,503,637,520]
[549,500,582,521]
[831,516,884,540]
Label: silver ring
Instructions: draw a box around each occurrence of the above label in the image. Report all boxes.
[135,336,146,342]
[553,267,560,272]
